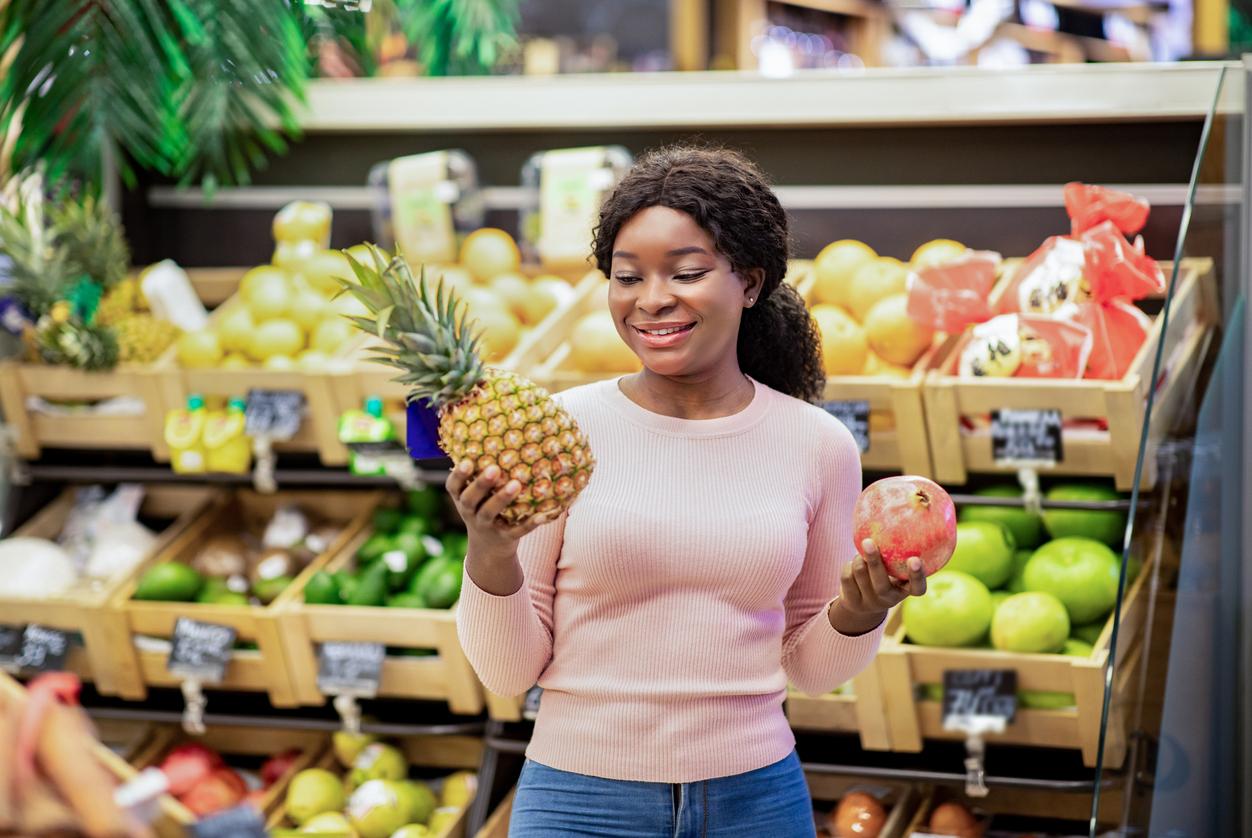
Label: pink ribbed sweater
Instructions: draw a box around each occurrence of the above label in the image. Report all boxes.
[456,376,882,783]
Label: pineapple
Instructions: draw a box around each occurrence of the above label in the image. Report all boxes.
[115,314,179,363]
[340,246,594,525]
[98,277,145,327]
[34,304,119,371]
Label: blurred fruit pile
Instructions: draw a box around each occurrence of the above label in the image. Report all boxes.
[819,789,891,838]
[902,480,1129,708]
[130,503,343,606]
[283,734,475,838]
[157,742,303,818]
[912,799,984,837]
[301,487,464,610]
[175,202,368,372]
[807,239,966,376]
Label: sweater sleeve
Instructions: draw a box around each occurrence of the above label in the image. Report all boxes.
[455,513,566,697]
[781,420,884,697]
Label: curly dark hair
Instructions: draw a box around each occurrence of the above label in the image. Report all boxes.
[591,145,825,403]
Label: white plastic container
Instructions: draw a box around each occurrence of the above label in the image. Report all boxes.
[368,149,484,264]
[139,260,208,332]
[519,145,633,269]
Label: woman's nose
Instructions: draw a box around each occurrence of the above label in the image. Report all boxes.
[637,278,676,313]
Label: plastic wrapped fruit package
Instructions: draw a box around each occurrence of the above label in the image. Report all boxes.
[1063,182,1151,236]
[906,251,1002,333]
[957,314,1093,379]
[1059,299,1152,380]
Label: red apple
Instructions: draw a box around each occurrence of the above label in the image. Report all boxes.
[853,475,957,580]
[178,767,247,817]
[159,743,223,796]
[260,748,302,788]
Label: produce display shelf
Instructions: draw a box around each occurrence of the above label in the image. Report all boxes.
[0,485,218,699]
[875,548,1157,768]
[108,490,379,706]
[279,524,486,714]
[84,704,487,738]
[924,258,1216,490]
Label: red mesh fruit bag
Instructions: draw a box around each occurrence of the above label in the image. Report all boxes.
[1063,299,1152,380]
[906,251,1002,333]
[956,313,1093,379]
[1064,182,1151,236]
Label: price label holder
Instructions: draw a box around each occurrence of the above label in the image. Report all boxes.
[167,618,236,734]
[347,440,421,489]
[0,624,70,675]
[942,669,1018,797]
[318,641,385,734]
[246,389,308,493]
[0,624,25,671]
[191,803,268,838]
[991,408,1062,467]
[820,400,870,453]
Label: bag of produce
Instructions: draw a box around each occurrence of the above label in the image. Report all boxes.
[906,250,1002,333]
[957,313,1093,379]
[1064,182,1151,236]
[1060,299,1152,380]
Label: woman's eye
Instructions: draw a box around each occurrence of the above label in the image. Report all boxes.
[675,271,709,281]
[614,274,642,285]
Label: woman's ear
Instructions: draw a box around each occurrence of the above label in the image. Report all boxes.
[743,268,765,307]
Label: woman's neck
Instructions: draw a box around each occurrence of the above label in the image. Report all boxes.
[619,365,755,420]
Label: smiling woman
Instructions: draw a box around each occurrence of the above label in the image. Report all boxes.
[451,144,927,838]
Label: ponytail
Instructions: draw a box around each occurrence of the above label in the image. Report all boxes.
[738,281,825,403]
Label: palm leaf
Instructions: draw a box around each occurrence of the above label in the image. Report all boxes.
[398,0,518,76]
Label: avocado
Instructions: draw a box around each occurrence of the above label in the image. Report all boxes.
[406,486,442,521]
[252,575,293,605]
[347,561,389,607]
[386,592,428,609]
[440,532,469,561]
[420,559,463,609]
[398,515,429,537]
[372,507,406,534]
[198,588,250,606]
[335,571,360,604]
[356,532,394,564]
[303,570,341,605]
[408,556,449,598]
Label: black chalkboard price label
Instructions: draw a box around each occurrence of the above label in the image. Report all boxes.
[991,408,1062,466]
[0,625,70,674]
[245,389,307,441]
[167,619,236,683]
[820,400,871,453]
[0,624,23,669]
[317,641,385,697]
[942,669,1018,725]
[191,803,268,838]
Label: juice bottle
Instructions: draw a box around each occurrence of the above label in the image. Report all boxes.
[165,394,207,474]
[339,396,396,476]
[204,397,251,474]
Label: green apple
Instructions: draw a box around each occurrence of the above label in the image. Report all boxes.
[990,590,1011,612]
[947,521,1016,588]
[959,484,1045,549]
[920,683,944,702]
[1018,637,1093,709]
[286,769,346,826]
[389,780,436,825]
[1042,483,1127,546]
[389,826,432,838]
[1007,550,1032,593]
[348,743,407,790]
[991,591,1070,653]
[347,780,408,838]
[1071,620,1106,645]
[902,570,993,647]
[1023,537,1119,623]
[300,811,358,835]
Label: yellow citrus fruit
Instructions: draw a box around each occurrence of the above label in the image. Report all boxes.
[465,306,522,362]
[847,257,910,323]
[263,354,296,371]
[518,276,575,325]
[910,239,967,270]
[864,294,934,367]
[242,268,291,322]
[345,243,389,265]
[487,273,532,321]
[295,350,330,372]
[176,330,224,368]
[810,304,868,375]
[215,306,255,353]
[863,350,912,378]
[330,294,368,319]
[310,318,356,355]
[569,310,639,373]
[240,265,288,299]
[248,319,304,361]
[272,239,317,273]
[220,353,252,370]
[272,200,331,245]
[460,228,520,282]
[289,289,329,332]
[299,249,352,296]
[812,240,876,308]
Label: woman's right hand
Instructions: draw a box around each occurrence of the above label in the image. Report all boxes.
[446,460,561,562]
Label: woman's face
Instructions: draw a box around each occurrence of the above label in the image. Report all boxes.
[607,206,760,380]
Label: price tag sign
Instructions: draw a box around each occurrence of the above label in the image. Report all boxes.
[317,641,385,697]
[942,669,1018,726]
[16,625,69,673]
[821,400,870,453]
[245,389,307,441]
[0,624,23,669]
[191,803,268,838]
[991,409,1062,466]
[168,619,236,683]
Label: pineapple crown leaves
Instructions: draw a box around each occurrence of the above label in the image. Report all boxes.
[339,244,487,405]
[48,194,130,289]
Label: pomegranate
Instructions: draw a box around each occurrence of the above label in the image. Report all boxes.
[159,743,223,796]
[260,748,302,787]
[853,475,957,580]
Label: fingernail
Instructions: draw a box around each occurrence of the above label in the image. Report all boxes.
[505,480,520,494]
[909,557,922,572]
[861,539,875,554]
[485,466,499,479]
[459,460,471,473]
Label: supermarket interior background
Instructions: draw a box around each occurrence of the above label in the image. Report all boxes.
[0,0,1249,836]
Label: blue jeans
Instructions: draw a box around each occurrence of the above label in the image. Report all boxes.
[509,750,817,837]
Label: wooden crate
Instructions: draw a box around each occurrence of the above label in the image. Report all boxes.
[901,782,1120,832]
[110,490,379,706]
[266,744,475,838]
[131,725,327,828]
[278,525,484,713]
[785,662,893,750]
[923,258,1216,489]
[875,553,1156,768]
[806,773,920,838]
[0,485,217,699]
[793,268,958,477]
[0,268,246,462]
[474,787,516,838]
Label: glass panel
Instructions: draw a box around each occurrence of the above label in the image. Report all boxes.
[1090,64,1245,836]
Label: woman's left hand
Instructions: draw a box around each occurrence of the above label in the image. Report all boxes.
[828,539,927,636]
